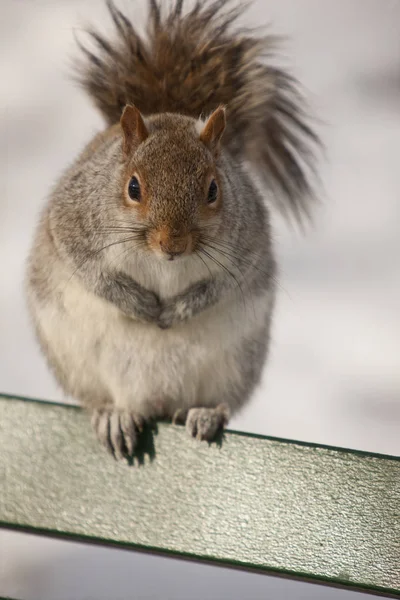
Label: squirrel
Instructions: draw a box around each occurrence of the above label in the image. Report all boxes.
[25,0,319,460]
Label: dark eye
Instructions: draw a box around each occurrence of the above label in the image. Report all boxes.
[128,176,141,201]
[207,179,218,204]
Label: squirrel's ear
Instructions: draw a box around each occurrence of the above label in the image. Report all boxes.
[199,106,226,156]
[120,104,148,155]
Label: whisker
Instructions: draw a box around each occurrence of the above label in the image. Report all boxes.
[208,246,249,285]
[201,235,281,290]
[201,234,265,262]
[199,247,247,312]
[62,235,144,293]
[202,240,272,281]
[194,250,214,280]
[107,241,147,273]
[200,243,257,320]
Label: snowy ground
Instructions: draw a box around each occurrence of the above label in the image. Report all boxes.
[1,1,399,598]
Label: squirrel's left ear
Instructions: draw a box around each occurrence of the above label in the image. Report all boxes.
[200,106,226,156]
[120,104,148,155]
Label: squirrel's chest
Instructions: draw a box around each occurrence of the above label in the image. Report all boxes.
[125,256,213,299]
[58,278,271,414]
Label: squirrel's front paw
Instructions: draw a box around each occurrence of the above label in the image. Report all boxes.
[186,404,230,441]
[138,290,162,323]
[91,409,145,461]
[157,304,176,329]
[157,297,191,329]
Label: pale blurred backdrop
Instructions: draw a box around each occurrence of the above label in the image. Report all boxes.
[1,0,399,598]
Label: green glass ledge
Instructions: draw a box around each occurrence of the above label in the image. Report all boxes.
[0,394,399,597]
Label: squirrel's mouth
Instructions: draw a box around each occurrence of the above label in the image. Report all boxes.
[161,248,191,262]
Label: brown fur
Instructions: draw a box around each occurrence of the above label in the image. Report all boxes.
[199,105,226,155]
[121,104,149,154]
[76,0,320,224]
[118,111,218,255]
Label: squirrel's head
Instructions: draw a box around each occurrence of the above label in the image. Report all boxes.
[119,105,226,261]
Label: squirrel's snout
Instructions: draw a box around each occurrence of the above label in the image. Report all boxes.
[159,237,187,259]
[151,230,193,260]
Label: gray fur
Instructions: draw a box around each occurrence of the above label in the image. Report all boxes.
[26,111,276,457]
[25,1,317,459]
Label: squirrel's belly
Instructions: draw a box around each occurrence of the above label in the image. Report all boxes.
[106,292,272,417]
[39,280,272,416]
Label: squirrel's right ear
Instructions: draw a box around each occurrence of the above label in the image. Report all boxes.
[120,105,148,155]
[199,106,226,156]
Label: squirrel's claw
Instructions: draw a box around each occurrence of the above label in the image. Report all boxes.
[91,408,144,461]
[185,404,230,442]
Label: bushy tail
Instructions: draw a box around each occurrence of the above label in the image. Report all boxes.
[76,0,320,223]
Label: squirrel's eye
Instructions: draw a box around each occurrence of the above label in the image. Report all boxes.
[128,176,141,201]
[207,179,218,204]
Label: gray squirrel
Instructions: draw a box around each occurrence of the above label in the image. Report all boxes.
[25,0,319,460]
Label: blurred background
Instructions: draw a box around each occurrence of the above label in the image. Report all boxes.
[1,0,399,598]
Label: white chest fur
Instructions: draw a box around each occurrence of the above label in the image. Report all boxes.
[38,251,272,418]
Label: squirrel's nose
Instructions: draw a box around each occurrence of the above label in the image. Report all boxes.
[159,237,187,258]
